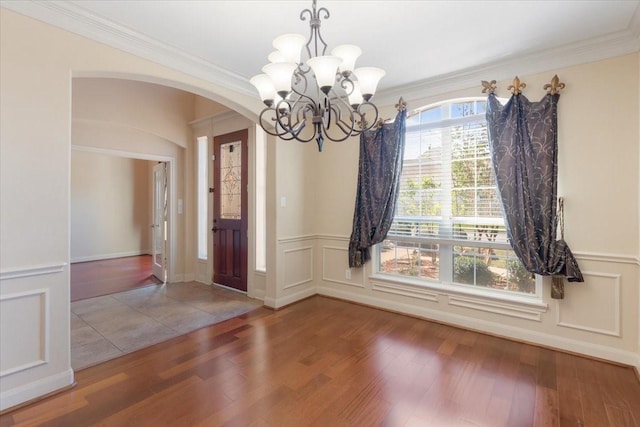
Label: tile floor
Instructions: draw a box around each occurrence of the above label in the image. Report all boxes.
[70,281,262,370]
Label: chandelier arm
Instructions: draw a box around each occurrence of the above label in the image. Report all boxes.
[356,101,381,132]
[288,88,316,112]
[290,66,311,97]
[339,77,355,98]
[327,87,362,132]
[317,103,358,143]
[274,111,305,139]
[276,98,311,133]
[272,103,319,143]
[258,107,301,139]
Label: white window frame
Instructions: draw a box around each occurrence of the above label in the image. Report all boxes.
[376,98,543,304]
[197,136,208,260]
[255,125,267,272]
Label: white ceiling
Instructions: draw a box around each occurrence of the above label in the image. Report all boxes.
[3,0,640,102]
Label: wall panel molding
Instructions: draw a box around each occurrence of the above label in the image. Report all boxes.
[322,246,364,288]
[278,234,316,244]
[317,234,349,243]
[0,263,66,281]
[282,246,313,290]
[371,279,438,302]
[573,251,639,265]
[556,271,622,337]
[448,294,544,321]
[0,289,50,377]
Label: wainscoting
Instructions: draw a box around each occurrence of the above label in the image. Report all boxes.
[0,263,74,412]
[266,233,639,370]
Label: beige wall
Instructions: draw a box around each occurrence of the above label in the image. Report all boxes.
[194,95,229,120]
[70,152,151,262]
[73,78,194,148]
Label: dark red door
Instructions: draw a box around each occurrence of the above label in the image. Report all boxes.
[213,129,248,292]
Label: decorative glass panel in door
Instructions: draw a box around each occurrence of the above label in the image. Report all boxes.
[220,141,242,220]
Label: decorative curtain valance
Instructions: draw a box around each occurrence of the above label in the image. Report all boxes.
[483,76,583,299]
[349,101,407,268]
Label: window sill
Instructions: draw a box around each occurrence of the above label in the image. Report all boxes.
[369,273,548,321]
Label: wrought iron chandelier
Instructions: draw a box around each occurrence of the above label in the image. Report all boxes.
[250,0,385,152]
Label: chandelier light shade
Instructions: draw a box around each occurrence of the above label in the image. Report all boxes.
[250,0,385,151]
[331,44,362,75]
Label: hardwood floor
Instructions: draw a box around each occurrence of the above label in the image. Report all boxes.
[2,296,639,426]
[70,255,163,302]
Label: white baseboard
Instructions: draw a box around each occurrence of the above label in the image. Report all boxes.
[264,286,316,309]
[182,273,196,283]
[248,288,266,301]
[70,250,151,263]
[0,368,74,412]
[317,286,639,367]
[195,276,209,285]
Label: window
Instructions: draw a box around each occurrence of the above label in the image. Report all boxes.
[197,136,208,260]
[255,125,266,271]
[378,99,536,296]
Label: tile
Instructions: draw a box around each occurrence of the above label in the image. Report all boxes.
[77,305,151,334]
[111,285,171,306]
[71,325,105,349]
[72,338,123,371]
[71,295,127,316]
[70,281,263,368]
[70,312,88,331]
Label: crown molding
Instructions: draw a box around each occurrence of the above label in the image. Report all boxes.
[1,0,256,98]
[376,16,640,106]
[3,0,639,107]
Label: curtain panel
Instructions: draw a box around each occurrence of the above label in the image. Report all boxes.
[486,92,583,299]
[349,109,406,268]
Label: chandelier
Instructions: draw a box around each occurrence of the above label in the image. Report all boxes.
[250,0,385,152]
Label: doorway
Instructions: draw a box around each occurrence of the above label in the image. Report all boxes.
[70,146,176,293]
[212,129,248,292]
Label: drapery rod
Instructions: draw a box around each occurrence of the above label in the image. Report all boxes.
[375,97,407,128]
[481,75,566,95]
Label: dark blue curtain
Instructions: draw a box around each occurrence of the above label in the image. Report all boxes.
[486,92,583,299]
[349,109,406,267]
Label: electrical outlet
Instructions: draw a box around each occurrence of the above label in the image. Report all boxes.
[345,268,351,279]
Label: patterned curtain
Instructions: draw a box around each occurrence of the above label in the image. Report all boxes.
[349,109,406,268]
[486,92,583,299]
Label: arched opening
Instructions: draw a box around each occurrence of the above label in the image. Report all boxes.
[68,75,265,369]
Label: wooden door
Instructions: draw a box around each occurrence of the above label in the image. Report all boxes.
[213,130,248,291]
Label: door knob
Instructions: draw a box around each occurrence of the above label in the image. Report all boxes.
[212,226,218,233]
